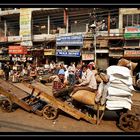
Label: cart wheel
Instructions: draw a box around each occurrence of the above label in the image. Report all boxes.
[43,105,58,120]
[0,98,13,112]
[119,112,140,132]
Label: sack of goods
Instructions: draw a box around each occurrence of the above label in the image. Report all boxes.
[117,58,138,72]
[106,65,133,110]
[71,90,96,106]
[99,72,109,83]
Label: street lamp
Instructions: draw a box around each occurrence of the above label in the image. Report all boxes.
[90,23,97,65]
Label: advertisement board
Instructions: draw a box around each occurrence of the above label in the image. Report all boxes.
[124,50,140,57]
[8,46,27,54]
[20,8,32,46]
[82,53,94,60]
[124,26,140,39]
[56,34,83,46]
[8,36,21,42]
[44,49,55,55]
[56,50,81,57]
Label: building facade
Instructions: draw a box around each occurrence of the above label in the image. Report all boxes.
[0,8,139,69]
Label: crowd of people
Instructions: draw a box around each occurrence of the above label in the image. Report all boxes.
[0,60,102,101]
[51,61,98,99]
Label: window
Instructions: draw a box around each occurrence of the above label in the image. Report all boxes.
[125,40,139,46]
[123,14,140,28]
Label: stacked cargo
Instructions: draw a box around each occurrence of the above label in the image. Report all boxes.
[106,65,133,110]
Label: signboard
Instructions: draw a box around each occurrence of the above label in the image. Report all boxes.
[33,34,55,42]
[20,8,32,46]
[82,53,94,60]
[44,49,55,56]
[8,46,27,54]
[124,26,140,39]
[8,36,21,42]
[124,50,140,57]
[56,50,81,57]
[20,41,33,47]
[0,37,7,42]
[0,56,10,61]
[56,35,83,46]
[109,50,123,57]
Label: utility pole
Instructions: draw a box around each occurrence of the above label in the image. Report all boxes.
[48,15,50,34]
[108,11,110,36]
[90,9,97,65]
[93,26,97,65]
[4,20,7,37]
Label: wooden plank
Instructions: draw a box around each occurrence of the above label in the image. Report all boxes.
[31,81,53,96]
[0,79,29,99]
[13,83,33,94]
[0,86,33,112]
[26,83,96,124]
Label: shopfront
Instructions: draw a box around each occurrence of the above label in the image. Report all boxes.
[44,49,56,64]
[8,45,28,64]
[56,34,83,65]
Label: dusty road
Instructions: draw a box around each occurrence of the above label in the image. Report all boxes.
[0,107,122,132]
[0,83,140,133]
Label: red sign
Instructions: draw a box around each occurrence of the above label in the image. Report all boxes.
[124,50,140,57]
[8,46,27,54]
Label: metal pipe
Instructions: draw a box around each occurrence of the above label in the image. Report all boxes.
[48,15,50,34]
[108,12,110,36]
[94,31,96,65]
[4,20,7,37]
[66,14,69,33]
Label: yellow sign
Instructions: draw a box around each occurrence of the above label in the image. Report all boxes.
[44,49,55,55]
[20,8,32,46]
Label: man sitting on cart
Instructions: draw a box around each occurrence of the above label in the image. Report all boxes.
[70,64,97,96]
[52,69,73,98]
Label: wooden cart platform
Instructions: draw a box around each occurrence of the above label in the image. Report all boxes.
[0,79,97,124]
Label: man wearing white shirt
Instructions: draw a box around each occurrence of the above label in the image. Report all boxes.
[70,65,97,95]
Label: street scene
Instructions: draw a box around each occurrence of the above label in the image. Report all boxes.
[0,8,140,133]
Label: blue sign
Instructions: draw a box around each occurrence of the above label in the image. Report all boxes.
[56,35,83,46]
[56,50,81,57]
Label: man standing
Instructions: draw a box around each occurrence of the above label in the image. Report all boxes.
[68,62,76,86]
[3,62,10,81]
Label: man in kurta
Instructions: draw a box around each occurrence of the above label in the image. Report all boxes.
[70,65,97,96]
